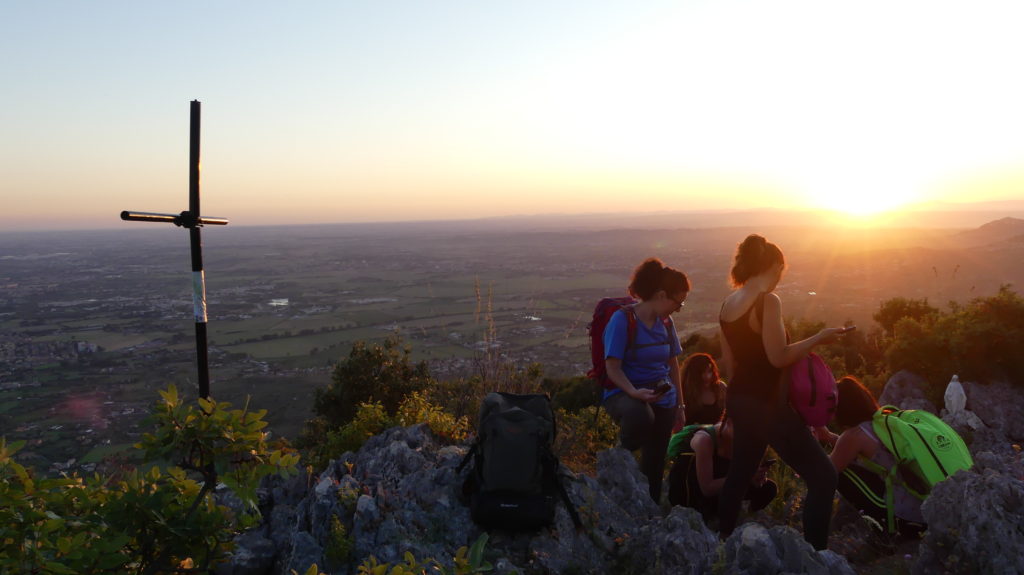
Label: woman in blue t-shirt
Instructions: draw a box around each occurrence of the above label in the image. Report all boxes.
[603,257,690,502]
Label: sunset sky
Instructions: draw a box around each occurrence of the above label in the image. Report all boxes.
[3,1,1023,231]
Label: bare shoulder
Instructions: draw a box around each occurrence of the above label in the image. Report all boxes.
[720,290,757,322]
[691,429,712,450]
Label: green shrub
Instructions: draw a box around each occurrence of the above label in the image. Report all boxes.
[881,286,1024,395]
[313,336,434,428]
[554,406,619,475]
[396,391,471,443]
[542,375,602,413]
[0,385,299,574]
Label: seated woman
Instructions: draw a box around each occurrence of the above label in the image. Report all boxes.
[680,352,728,425]
[827,376,926,536]
[666,415,777,525]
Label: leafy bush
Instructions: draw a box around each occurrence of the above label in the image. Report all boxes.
[0,385,299,574]
[553,406,619,475]
[306,401,395,470]
[396,391,471,444]
[542,375,602,413]
[882,286,1024,393]
[873,297,939,338]
[313,336,434,428]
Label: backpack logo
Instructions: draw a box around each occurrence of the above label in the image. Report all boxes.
[934,434,952,451]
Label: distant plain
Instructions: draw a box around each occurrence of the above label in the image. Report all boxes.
[2,207,1023,471]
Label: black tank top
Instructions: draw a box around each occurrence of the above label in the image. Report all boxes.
[686,401,724,426]
[719,293,782,401]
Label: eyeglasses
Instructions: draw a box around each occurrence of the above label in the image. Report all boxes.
[667,294,687,309]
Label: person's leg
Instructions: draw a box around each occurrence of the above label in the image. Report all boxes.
[836,463,888,529]
[745,479,778,513]
[768,407,838,550]
[603,392,654,451]
[641,404,676,501]
[667,455,690,507]
[718,395,769,539]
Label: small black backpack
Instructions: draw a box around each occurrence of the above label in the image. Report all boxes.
[458,392,580,530]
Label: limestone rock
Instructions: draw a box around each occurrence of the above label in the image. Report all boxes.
[619,506,720,575]
[879,370,937,413]
[914,452,1024,575]
[215,529,276,575]
[718,523,855,575]
[963,379,1024,442]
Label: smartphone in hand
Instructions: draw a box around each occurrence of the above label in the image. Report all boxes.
[841,325,857,333]
[654,382,672,395]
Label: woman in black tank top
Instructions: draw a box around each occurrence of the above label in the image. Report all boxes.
[716,234,847,550]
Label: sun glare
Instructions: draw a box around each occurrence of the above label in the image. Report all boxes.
[818,192,910,216]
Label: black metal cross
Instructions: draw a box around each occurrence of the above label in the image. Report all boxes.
[120,100,228,399]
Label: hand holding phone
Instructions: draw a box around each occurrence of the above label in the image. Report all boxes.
[841,325,857,333]
[654,382,672,395]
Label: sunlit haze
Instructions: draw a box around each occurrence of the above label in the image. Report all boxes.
[3,1,1023,231]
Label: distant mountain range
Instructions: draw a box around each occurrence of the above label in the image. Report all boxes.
[953,216,1024,247]
[351,201,1024,233]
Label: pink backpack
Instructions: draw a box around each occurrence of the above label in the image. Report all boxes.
[788,353,838,427]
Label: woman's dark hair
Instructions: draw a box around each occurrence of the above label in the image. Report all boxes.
[681,352,724,412]
[835,376,879,428]
[629,257,690,301]
[729,234,785,287]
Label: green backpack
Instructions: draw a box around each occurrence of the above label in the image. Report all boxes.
[666,424,718,509]
[666,423,716,462]
[862,405,974,532]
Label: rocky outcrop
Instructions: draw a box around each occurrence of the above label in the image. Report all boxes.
[719,523,855,575]
[879,370,937,413]
[962,379,1024,443]
[218,424,854,574]
[913,451,1024,575]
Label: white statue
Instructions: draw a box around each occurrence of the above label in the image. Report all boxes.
[944,374,967,415]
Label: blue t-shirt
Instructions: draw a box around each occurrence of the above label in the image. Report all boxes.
[602,308,682,408]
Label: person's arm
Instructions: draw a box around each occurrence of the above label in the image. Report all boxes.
[605,357,658,402]
[761,292,845,368]
[668,355,685,431]
[691,432,725,497]
[829,428,867,474]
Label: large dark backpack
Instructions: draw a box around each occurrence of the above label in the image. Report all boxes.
[587,297,638,390]
[458,392,580,530]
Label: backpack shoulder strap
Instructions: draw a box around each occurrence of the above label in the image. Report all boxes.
[543,448,582,528]
[625,304,638,351]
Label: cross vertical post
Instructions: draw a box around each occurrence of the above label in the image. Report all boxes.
[121,100,228,399]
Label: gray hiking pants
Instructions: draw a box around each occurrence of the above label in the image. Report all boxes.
[604,391,676,503]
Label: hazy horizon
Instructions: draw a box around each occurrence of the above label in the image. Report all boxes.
[2,200,1023,235]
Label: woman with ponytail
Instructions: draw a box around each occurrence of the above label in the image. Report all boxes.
[716,234,846,550]
[603,257,690,502]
